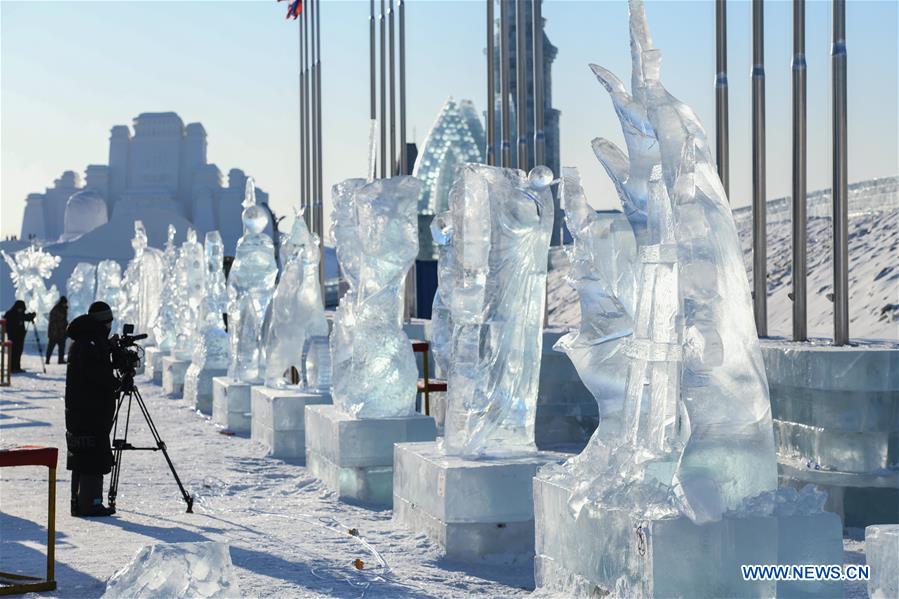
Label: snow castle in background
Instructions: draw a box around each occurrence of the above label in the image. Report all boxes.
[393,164,565,562]
[533,2,842,596]
[1,246,61,329]
[304,175,436,505]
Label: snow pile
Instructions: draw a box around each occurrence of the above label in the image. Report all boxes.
[102,542,240,599]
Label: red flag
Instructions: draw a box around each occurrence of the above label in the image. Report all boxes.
[278,0,302,20]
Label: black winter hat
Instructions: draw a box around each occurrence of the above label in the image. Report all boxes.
[88,301,114,323]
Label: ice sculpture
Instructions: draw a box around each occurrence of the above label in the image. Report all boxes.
[94,260,125,332]
[66,262,97,319]
[153,225,180,351]
[263,212,328,388]
[226,179,277,382]
[431,164,554,456]
[544,0,776,525]
[1,246,61,329]
[183,231,230,404]
[171,229,206,360]
[330,176,421,418]
[553,167,637,440]
[120,221,164,341]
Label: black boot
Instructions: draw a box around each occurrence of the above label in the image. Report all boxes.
[75,473,115,517]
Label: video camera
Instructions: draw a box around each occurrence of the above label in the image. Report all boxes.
[110,323,147,377]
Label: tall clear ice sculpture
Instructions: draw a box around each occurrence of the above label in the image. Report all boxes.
[154,225,180,351]
[264,213,328,388]
[431,164,554,457]
[94,260,124,332]
[183,231,230,403]
[119,221,164,340]
[1,246,61,330]
[545,0,776,525]
[553,167,637,441]
[171,229,206,360]
[66,262,98,319]
[226,179,277,383]
[330,176,421,418]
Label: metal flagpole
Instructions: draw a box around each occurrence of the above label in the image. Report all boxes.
[515,0,528,170]
[832,0,849,345]
[315,0,324,244]
[751,0,767,338]
[370,0,376,123]
[715,0,729,200]
[310,0,318,238]
[500,0,511,168]
[299,13,306,218]
[532,0,544,167]
[399,0,408,174]
[487,0,496,166]
[379,0,387,178]
[389,0,397,175]
[792,0,807,341]
[303,4,312,230]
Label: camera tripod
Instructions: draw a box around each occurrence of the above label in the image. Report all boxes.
[108,372,194,513]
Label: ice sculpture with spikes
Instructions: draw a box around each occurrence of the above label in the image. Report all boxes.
[171,229,206,360]
[545,0,776,526]
[94,260,124,333]
[553,167,637,441]
[153,225,180,350]
[1,246,61,329]
[263,212,328,388]
[66,262,97,319]
[330,176,421,418]
[432,164,554,457]
[226,179,277,383]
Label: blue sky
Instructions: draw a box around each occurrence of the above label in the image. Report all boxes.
[2,0,896,239]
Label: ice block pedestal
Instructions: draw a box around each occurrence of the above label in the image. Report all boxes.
[251,387,332,459]
[533,474,844,598]
[393,442,566,563]
[866,525,898,599]
[212,377,252,433]
[143,347,164,385]
[161,356,189,397]
[305,405,436,506]
[184,368,228,415]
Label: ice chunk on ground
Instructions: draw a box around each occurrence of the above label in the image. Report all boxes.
[102,541,240,599]
[866,525,899,599]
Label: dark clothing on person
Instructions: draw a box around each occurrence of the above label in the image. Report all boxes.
[3,300,35,372]
[64,314,118,476]
[46,298,68,364]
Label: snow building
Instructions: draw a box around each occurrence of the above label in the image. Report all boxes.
[18,112,268,253]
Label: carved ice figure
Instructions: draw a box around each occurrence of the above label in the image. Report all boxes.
[263,213,328,388]
[183,231,230,400]
[330,176,421,418]
[94,260,125,332]
[119,221,164,341]
[153,226,180,351]
[431,164,554,457]
[171,229,206,360]
[66,262,97,319]
[1,246,61,329]
[547,0,776,525]
[226,179,277,383]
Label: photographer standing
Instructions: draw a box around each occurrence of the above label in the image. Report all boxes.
[46,296,68,365]
[65,301,118,517]
[3,300,35,373]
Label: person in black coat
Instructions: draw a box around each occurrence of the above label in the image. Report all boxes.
[46,296,68,365]
[3,300,35,373]
[65,301,118,517]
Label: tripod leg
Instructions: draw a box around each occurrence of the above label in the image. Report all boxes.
[107,391,132,511]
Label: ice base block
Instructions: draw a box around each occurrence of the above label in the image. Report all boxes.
[533,475,844,598]
[212,377,252,433]
[865,524,898,599]
[305,405,436,506]
[250,387,332,459]
[183,367,227,415]
[161,356,190,397]
[393,442,567,563]
[143,346,164,385]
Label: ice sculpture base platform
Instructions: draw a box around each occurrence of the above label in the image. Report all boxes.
[393,442,566,563]
[251,387,332,459]
[865,524,898,599]
[161,357,189,398]
[212,377,252,433]
[304,405,436,507]
[184,367,227,415]
[762,339,899,527]
[533,474,844,598]
[143,347,164,385]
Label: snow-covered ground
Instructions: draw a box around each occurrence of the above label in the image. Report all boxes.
[0,352,532,598]
[0,350,873,598]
